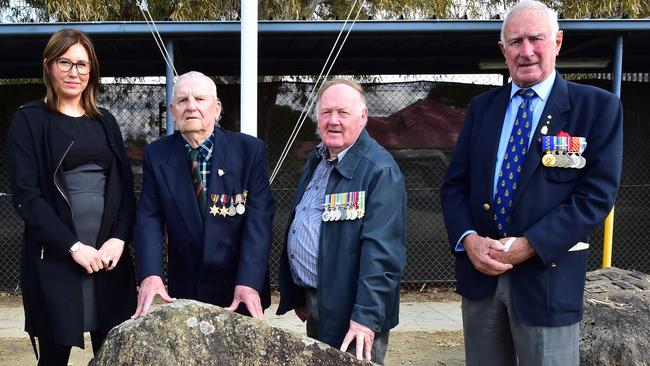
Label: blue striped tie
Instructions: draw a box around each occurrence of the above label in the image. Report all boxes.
[493,88,536,236]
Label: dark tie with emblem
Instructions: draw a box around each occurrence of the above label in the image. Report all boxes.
[493,88,537,236]
[189,148,207,219]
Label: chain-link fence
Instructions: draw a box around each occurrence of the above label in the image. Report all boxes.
[1,74,649,292]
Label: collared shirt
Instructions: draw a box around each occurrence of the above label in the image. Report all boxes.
[492,70,556,196]
[184,134,215,194]
[455,71,556,251]
[287,143,353,288]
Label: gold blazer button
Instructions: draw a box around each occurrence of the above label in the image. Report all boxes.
[483,203,491,211]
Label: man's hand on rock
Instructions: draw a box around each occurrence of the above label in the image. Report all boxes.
[340,320,375,362]
[226,285,264,320]
[132,275,176,319]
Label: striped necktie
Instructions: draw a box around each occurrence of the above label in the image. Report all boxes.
[493,88,536,236]
[188,148,207,219]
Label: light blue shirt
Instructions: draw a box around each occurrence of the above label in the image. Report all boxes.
[455,71,556,251]
[287,143,353,288]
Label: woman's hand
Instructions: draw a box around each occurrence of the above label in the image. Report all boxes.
[97,238,125,271]
[71,243,105,273]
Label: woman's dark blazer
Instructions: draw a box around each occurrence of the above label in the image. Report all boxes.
[6,100,137,347]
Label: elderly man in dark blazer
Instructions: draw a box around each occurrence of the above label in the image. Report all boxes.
[132,71,276,320]
[277,79,406,365]
[441,1,623,365]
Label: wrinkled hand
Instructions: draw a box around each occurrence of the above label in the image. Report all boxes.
[97,238,124,271]
[226,285,264,320]
[490,236,536,266]
[132,275,176,319]
[71,242,105,274]
[463,233,513,276]
[295,307,307,322]
[340,320,375,361]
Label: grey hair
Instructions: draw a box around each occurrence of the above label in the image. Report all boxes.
[500,0,560,45]
[173,71,218,100]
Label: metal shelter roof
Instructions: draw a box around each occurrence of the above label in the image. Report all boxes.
[0,20,649,78]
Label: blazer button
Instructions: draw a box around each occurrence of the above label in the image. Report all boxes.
[483,203,491,211]
[550,262,557,268]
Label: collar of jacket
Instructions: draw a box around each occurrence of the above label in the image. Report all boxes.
[323,129,372,180]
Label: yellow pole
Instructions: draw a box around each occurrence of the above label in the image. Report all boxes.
[602,207,615,268]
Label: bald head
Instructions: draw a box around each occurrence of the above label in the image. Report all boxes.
[316,79,369,157]
[170,71,222,147]
[173,71,218,100]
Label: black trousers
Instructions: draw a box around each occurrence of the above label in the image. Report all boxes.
[36,329,108,366]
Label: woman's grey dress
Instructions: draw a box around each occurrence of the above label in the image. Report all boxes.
[60,114,112,331]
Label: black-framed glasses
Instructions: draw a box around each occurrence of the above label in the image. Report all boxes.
[55,58,91,75]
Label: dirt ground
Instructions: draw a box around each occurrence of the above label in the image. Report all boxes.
[0,331,465,366]
[0,288,465,366]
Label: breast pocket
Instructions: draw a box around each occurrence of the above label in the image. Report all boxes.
[543,167,583,184]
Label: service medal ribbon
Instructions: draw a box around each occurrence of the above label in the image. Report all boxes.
[541,136,554,151]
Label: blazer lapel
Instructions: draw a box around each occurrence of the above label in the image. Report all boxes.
[512,73,570,210]
[162,134,202,243]
[484,86,511,199]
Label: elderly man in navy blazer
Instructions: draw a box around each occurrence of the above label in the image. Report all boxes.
[132,71,276,320]
[441,1,623,365]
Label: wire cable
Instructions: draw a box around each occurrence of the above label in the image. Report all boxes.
[269,0,365,184]
[139,2,178,77]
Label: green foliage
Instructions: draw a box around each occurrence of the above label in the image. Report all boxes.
[0,78,42,85]
[4,0,650,21]
[557,0,650,18]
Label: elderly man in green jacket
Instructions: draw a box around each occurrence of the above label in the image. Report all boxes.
[277,79,407,365]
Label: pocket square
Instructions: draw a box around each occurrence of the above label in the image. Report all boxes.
[569,242,589,251]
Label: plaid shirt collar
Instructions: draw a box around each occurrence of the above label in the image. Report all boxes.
[184,133,215,192]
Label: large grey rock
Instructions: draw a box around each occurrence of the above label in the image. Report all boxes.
[581,267,650,366]
[90,299,372,366]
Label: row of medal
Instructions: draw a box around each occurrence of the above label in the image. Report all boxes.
[541,135,587,169]
[209,191,248,217]
[322,191,366,222]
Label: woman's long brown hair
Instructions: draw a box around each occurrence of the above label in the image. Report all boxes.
[42,28,101,119]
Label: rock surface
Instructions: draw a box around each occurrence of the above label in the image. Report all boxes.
[581,267,650,366]
[90,299,371,366]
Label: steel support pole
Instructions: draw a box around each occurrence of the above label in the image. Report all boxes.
[240,2,258,137]
[165,39,175,136]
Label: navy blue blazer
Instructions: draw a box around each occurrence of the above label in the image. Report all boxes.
[441,73,623,326]
[134,128,276,309]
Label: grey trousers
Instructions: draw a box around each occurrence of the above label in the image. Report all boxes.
[462,273,579,366]
[304,288,390,365]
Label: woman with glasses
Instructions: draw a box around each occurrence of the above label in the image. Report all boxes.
[6,28,136,365]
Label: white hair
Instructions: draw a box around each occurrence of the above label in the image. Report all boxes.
[173,71,218,100]
[500,0,560,45]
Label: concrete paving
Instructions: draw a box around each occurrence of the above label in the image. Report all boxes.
[0,301,462,339]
